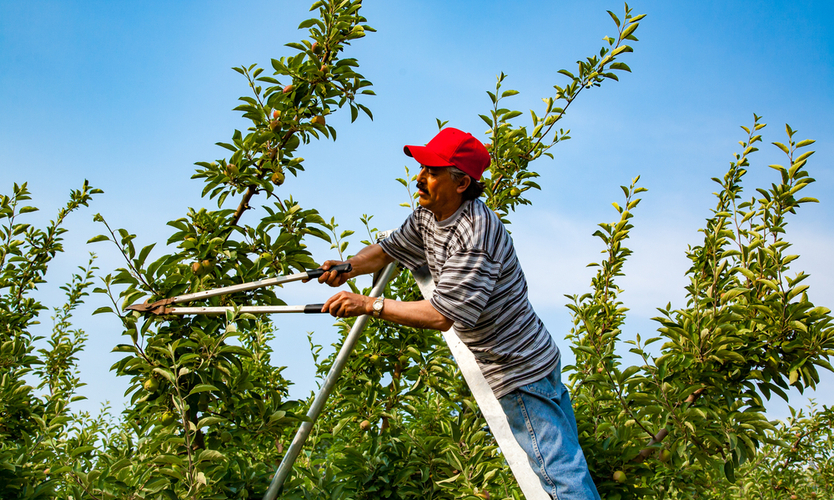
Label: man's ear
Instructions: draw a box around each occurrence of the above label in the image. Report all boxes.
[456,175,471,194]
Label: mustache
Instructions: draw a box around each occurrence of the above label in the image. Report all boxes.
[416,182,427,193]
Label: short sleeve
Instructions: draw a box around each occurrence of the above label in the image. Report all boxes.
[429,248,501,329]
[378,211,427,271]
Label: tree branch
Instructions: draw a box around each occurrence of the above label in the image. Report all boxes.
[633,387,705,462]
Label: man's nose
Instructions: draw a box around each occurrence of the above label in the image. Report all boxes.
[416,166,428,182]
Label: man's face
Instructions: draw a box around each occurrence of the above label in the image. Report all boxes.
[415,165,466,220]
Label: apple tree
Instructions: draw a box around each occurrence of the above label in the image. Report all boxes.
[62,0,378,498]
[564,117,834,498]
[0,181,101,499]
[718,402,833,499]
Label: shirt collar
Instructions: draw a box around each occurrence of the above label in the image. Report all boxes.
[435,199,471,228]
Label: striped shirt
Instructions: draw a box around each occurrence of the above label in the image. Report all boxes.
[379,199,560,398]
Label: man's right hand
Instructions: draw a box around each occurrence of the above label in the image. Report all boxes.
[310,244,394,287]
[317,260,352,287]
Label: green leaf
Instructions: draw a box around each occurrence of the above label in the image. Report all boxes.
[284,42,306,52]
[620,23,638,40]
[197,416,226,429]
[621,365,641,380]
[110,458,132,471]
[298,19,317,29]
[188,384,219,396]
[197,449,225,463]
[612,45,633,56]
[87,234,110,243]
[70,445,96,457]
[814,359,834,373]
[436,473,461,485]
[723,460,736,482]
[501,110,522,121]
[721,287,747,302]
[357,103,373,120]
[607,10,621,27]
[153,454,184,466]
[153,368,176,384]
[716,350,745,364]
[136,243,155,267]
[796,197,819,204]
[772,141,790,154]
[610,62,631,72]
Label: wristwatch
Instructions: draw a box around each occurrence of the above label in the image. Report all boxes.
[372,297,384,318]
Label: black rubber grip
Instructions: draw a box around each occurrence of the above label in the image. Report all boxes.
[306,263,353,280]
[304,303,326,314]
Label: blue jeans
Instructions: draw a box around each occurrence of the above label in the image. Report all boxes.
[499,361,600,500]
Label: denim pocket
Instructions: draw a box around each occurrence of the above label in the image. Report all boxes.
[523,370,561,399]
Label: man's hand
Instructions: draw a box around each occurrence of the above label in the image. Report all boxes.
[306,244,394,287]
[321,291,454,331]
[322,291,371,318]
[312,260,352,287]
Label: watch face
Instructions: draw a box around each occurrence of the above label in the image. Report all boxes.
[374,299,383,311]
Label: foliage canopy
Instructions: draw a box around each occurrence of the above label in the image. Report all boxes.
[0,1,831,499]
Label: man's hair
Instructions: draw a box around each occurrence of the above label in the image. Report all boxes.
[448,166,485,201]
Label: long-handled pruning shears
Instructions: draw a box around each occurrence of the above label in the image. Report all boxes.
[125,263,353,315]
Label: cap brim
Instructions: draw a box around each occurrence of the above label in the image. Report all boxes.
[403,145,454,167]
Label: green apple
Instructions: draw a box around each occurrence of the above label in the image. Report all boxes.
[143,377,159,392]
[160,411,175,426]
[271,171,285,185]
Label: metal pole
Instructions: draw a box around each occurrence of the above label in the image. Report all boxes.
[262,261,398,500]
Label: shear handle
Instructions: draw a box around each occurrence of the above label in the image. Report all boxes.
[306,263,352,280]
[126,264,352,315]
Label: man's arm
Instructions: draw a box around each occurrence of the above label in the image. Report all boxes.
[321,292,454,331]
[318,241,453,330]
[317,243,394,287]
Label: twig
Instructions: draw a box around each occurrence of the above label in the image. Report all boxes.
[633,388,705,462]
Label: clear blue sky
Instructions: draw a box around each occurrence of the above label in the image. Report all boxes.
[2,1,832,421]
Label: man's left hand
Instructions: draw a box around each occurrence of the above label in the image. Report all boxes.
[322,291,372,318]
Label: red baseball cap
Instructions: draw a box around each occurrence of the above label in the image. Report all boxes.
[403,127,490,180]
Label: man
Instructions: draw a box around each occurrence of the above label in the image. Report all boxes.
[317,127,600,499]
